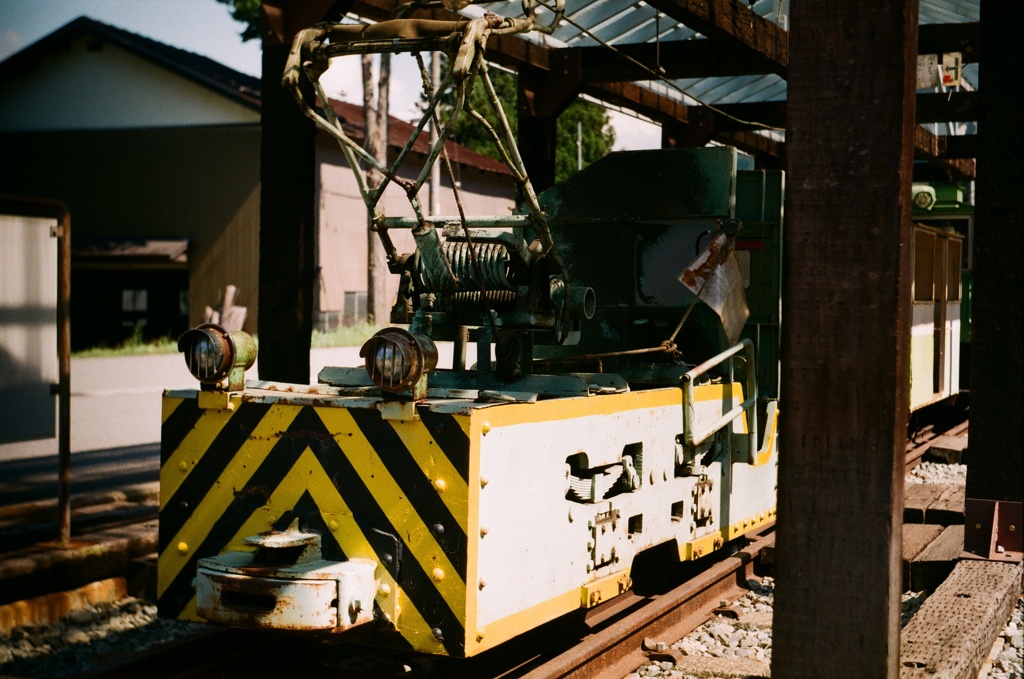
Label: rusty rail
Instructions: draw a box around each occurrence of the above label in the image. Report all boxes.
[518,528,774,679]
[905,418,969,471]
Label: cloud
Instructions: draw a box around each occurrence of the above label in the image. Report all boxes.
[607,110,661,151]
[0,29,24,61]
[317,53,426,123]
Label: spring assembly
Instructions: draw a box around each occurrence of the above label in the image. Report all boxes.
[442,241,513,291]
[449,290,518,310]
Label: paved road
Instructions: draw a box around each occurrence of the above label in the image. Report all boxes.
[0,444,161,509]
[0,345,453,505]
[0,348,364,505]
[0,347,372,463]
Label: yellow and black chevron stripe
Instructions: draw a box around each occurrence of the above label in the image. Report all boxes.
[158,395,472,656]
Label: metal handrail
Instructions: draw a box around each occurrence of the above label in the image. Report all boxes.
[681,338,758,464]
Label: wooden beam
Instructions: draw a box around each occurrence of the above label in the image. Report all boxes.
[715,130,782,163]
[582,80,691,126]
[262,0,350,45]
[662,109,715,148]
[901,560,1023,676]
[914,127,976,179]
[646,0,789,76]
[707,91,977,133]
[917,91,978,123]
[257,2,342,382]
[967,3,1024,506]
[710,101,786,131]
[340,0,984,179]
[517,60,583,191]
[774,0,918,676]
[918,22,980,63]
[942,134,977,158]
[349,0,783,161]
[574,23,975,85]
[576,40,775,82]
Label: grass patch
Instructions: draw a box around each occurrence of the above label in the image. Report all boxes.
[71,323,382,357]
[72,326,179,358]
[311,323,383,348]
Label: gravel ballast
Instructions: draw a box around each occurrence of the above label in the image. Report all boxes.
[0,598,202,678]
[3,462,1019,678]
[625,578,1022,679]
[624,460,1021,679]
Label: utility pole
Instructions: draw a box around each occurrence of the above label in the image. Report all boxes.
[430,51,442,216]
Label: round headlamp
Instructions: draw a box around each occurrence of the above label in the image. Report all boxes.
[178,323,256,390]
[359,328,438,395]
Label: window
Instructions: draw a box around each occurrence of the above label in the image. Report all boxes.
[122,289,148,312]
[914,231,935,302]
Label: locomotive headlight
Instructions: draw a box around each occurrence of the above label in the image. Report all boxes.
[178,323,256,391]
[359,327,438,398]
[912,184,936,210]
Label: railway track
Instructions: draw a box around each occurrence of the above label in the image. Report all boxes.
[512,529,774,679]
[906,418,969,471]
[3,411,968,679]
[65,525,773,679]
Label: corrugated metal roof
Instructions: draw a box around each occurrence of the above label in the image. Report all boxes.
[464,0,978,107]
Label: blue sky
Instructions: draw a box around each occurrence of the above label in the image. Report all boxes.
[0,0,659,147]
[0,0,261,75]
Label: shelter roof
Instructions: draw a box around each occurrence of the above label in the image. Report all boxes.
[341,0,979,179]
[460,0,978,106]
[73,238,189,264]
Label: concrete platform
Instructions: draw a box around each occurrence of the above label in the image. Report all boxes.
[0,481,159,631]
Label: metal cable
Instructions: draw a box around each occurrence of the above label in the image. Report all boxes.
[536,0,785,132]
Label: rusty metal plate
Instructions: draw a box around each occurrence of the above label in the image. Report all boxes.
[964,498,1023,562]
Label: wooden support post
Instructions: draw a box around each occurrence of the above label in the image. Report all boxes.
[966,4,1023,506]
[773,2,918,677]
[661,108,714,149]
[517,62,580,192]
[257,23,317,383]
[256,1,348,383]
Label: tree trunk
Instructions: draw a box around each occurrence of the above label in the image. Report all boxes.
[362,53,391,325]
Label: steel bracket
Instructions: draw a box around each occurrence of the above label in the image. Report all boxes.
[962,498,1023,563]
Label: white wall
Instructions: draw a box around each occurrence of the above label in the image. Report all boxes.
[0,35,258,131]
[315,141,516,320]
[0,214,58,444]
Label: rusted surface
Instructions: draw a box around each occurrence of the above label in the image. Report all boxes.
[359,327,438,396]
[906,420,969,471]
[963,499,1023,562]
[520,531,773,679]
[0,576,126,634]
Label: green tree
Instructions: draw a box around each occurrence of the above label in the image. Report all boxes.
[215,0,260,42]
[439,69,615,184]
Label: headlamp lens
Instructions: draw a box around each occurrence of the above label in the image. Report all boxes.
[360,328,437,394]
[178,324,232,383]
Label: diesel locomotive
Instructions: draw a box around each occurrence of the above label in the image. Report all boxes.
[160,6,795,658]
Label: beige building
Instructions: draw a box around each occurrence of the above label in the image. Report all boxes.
[0,17,513,348]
